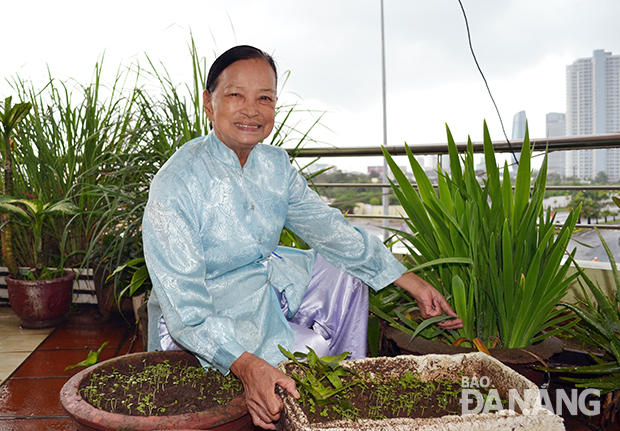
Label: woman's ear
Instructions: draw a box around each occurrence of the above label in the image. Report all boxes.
[203,89,213,118]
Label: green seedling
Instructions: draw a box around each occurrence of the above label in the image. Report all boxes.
[279,345,356,405]
[65,341,109,370]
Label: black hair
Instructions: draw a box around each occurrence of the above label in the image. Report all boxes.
[206,45,278,95]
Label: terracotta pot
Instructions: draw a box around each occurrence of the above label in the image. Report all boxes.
[7,270,75,329]
[60,350,252,431]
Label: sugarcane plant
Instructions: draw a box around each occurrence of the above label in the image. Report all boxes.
[378,121,580,349]
[0,96,32,276]
[0,96,78,280]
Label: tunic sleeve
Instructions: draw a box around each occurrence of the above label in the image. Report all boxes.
[283,162,406,291]
[143,173,246,374]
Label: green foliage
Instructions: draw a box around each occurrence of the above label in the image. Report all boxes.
[279,345,466,421]
[0,96,33,276]
[279,345,356,406]
[107,258,151,306]
[311,169,393,213]
[65,341,109,370]
[79,358,243,416]
[380,121,579,348]
[540,228,620,394]
[0,196,78,279]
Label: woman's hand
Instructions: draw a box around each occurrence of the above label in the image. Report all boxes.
[230,352,299,429]
[394,272,463,330]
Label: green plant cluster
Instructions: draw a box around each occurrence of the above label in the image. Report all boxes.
[79,359,243,416]
[541,228,620,390]
[536,227,620,426]
[378,122,580,349]
[279,347,466,422]
[279,346,358,405]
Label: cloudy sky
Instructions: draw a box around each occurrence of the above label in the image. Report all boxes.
[3,0,620,171]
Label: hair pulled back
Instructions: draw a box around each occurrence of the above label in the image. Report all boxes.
[206,45,278,95]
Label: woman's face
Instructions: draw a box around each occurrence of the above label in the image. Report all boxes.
[203,58,277,165]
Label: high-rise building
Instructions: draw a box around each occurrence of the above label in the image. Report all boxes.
[565,49,620,181]
[511,111,527,141]
[509,111,526,173]
[546,113,567,177]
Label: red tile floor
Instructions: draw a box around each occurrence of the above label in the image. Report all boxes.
[0,303,615,430]
[0,304,143,430]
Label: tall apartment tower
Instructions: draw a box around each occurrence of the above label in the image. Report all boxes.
[546,113,567,177]
[510,110,526,172]
[566,49,620,181]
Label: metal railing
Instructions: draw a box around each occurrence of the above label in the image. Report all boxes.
[287,133,620,158]
[286,133,620,231]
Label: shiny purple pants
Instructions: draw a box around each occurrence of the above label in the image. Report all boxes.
[159,254,369,360]
[284,254,369,359]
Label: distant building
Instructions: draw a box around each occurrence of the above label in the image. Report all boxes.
[367,166,384,176]
[546,112,567,177]
[510,111,526,172]
[566,49,620,181]
[368,165,408,176]
[512,110,527,141]
[304,163,329,175]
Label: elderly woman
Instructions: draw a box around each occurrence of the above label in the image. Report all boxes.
[143,45,462,429]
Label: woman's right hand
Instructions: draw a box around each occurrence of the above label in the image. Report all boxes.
[230,352,299,430]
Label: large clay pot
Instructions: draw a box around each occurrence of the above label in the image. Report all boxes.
[7,270,75,329]
[60,350,252,431]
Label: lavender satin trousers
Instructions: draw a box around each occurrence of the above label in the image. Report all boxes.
[159,254,369,360]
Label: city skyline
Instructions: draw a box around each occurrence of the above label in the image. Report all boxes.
[546,49,620,182]
[2,1,620,174]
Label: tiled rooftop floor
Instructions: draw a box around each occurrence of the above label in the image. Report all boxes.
[0,304,143,430]
[0,304,615,430]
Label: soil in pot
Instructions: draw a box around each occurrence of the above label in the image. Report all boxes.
[79,355,244,416]
[61,351,252,431]
[276,353,567,431]
[282,359,475,424]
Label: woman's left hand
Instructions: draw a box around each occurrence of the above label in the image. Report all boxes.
[230,352,299,429]
[393,272,463,330]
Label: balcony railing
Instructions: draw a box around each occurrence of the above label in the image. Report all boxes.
[288,133,620,158]
[287,133,620,231]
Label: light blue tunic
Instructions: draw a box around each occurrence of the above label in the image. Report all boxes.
[143,132,406,374]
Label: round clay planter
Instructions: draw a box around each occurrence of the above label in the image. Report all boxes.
[7,270,75,329]
[60,350,252,431]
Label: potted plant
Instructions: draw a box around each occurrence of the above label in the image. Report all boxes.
[374,122,579,364]
[0,96,79,328]
[275,348,565,430]
[539,227,620,428]
[60,350,252,431]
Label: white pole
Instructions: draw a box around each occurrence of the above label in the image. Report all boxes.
[380,0,390,240]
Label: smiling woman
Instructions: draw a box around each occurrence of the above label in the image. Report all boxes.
[142,44,460,430]
[203,47,278,167]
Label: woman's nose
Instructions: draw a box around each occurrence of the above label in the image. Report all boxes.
[240,99,259,117]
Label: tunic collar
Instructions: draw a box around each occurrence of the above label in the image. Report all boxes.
[207,132,256,169]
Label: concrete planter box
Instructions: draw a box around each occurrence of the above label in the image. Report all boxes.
[276,352,565,431]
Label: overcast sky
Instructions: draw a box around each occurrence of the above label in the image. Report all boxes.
[3,0,620,172]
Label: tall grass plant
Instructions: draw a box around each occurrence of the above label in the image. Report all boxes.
[380,121,579,349]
